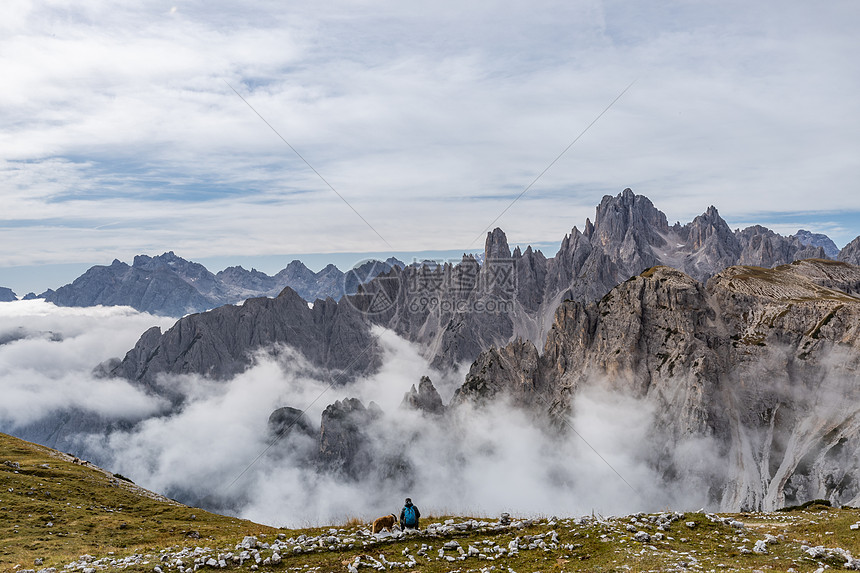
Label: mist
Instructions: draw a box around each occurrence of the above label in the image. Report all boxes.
[1,302,717,526]
[82,329,714,526]
[0,300,174,427]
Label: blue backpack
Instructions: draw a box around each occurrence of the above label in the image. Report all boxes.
[402,505,417,527]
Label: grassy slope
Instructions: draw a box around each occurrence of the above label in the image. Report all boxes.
[3,432,860,572]
[0,432,278,570]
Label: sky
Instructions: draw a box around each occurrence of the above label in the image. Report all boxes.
[2,0,860,294]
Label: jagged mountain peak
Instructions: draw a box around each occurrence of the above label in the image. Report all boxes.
[133,251,184,267]
[583,217,594,238]
[683,204,738,253]
[484,227,511,260]
[460,258,860,510]
[794,229,840,258]
[275,285,305,300]
[400,375,445,414]
[0,286,17,302]
[90,187,854,384]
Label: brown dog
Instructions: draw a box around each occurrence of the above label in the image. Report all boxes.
[371,514,398,533]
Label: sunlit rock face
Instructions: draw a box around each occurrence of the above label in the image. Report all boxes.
[460,259,860,511]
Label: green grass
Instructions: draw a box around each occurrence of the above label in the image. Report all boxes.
[0,432,277,570]
[4,432,860,572]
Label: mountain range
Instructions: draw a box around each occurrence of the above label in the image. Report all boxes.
[252,256,860,511]
[16,253,403,315]
[106,189,860,383]
[2,191,858,318]
[5,188,860,513]
[459,259,860,509]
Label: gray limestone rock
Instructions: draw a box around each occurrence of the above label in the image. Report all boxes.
[42,255,221,316]
[839,236,860,266]
[215,258,405,307]
[107,189,848,392]
[318,398,383,478]
[400,376,445,414]
[458,259,860,511]
[107,286,381,394]
[736,226,825,268]
[267,407,317,440]
[40,252,403,317]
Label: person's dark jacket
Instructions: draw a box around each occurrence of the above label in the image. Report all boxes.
[400,502,420,529]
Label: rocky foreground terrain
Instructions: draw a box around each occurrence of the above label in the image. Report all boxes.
[4,432,860,573]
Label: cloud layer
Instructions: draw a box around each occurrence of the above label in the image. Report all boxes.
[2,0,859,277]
[0,300,175,425]
[0,301,713,526]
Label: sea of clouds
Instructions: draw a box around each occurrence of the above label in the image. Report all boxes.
[0,300,714,527]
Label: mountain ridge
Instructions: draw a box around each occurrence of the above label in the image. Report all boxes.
[458,258,860,511]
[108,189,858,385]
[7,189,860,516]
[36,252,404,316]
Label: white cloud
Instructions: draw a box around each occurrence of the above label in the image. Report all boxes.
[0,300,175,425]
[1,0,859,271]
[4,306,848,526]
[38,326,706,526]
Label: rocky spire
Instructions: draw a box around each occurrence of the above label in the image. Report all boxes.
[685,205,740,252]
[593,189,664,240]
[484,228,512,261]
[400,376,445,414]
[583,218,594,239]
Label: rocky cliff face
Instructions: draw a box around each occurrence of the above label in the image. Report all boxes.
[400,376,445,414]
[838,235,860,266]
[110,189,845,386]
[267,406,317,441]
[736,226,827,268]
[107,286,381,391]
[377,189,832,368]
[318,398,384,478]
[0,287,17,302]
[458,259,860,511]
